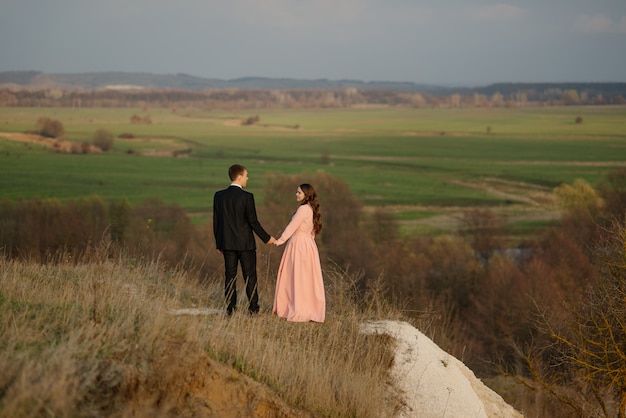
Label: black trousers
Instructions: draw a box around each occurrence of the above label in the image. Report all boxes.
[222,250,260,314]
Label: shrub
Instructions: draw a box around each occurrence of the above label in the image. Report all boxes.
[459,208,504,260]
[597,168,626,221]
[130,115,151,124]
[70,141,92,154]
[92,128,114,151]
[0,197,208,269]
[36,117,65,138]
[241,115,260,125]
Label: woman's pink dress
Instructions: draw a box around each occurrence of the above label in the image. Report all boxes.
[272,204,325,322]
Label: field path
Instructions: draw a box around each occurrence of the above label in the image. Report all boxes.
[373,176,559,236]
[449,177,554,207]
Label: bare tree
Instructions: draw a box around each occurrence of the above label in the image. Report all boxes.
[521,221,626,418]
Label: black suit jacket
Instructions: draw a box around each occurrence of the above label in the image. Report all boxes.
[213,185,271,251]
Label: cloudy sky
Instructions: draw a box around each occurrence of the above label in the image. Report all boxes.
[1,0,625,86]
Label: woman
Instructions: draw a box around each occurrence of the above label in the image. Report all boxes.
[272,184,325,322]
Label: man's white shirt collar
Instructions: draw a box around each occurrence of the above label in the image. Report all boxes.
[230,183,242,188]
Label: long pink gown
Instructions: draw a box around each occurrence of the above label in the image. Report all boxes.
[272,204,325,322]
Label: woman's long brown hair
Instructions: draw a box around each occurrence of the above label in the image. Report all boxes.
[299,183,322,235]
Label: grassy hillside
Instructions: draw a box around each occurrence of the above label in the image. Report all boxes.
[0,250,403,417]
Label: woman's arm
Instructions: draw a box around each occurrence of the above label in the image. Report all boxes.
[275,205,308,245]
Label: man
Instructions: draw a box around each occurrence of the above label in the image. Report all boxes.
[213,164,276,315]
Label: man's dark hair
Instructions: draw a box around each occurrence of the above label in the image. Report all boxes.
[228,164,246,181]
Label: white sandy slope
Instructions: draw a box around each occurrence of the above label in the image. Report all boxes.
[361,320,523,418]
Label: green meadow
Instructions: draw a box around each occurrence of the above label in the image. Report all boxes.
[1,105,624,236]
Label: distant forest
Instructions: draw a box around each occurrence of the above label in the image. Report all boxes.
[1,71,625,108]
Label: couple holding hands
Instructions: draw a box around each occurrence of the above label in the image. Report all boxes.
[213,164,325,323]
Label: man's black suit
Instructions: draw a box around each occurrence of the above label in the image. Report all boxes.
[213,185,271,315]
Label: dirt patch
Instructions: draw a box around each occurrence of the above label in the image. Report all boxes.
[121,337,314,418]
[223,119,243,127]
[0,132,101,154]
[118,136,191,157]
[222,119,303,132]
[0,133,190,158]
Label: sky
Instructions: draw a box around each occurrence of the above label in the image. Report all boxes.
[1,0,625,86]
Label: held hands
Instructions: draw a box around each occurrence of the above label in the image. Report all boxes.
[267,236,278,246]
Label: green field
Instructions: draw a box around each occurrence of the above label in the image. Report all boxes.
[1,106,625,236]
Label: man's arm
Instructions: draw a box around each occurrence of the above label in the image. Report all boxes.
[245,193,271,243]
[213,192,220,248]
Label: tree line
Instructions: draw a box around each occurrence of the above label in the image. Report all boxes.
[1,86,625,109]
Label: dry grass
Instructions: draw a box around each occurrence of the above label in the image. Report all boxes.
[0,249,405,417]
